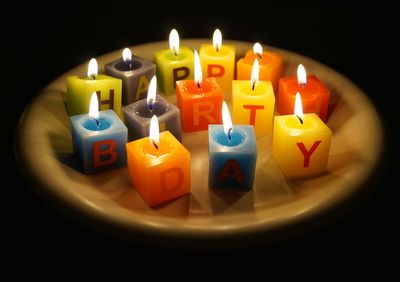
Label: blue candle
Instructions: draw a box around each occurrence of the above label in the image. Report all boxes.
[71,93,127,174]
[208,102,257,189]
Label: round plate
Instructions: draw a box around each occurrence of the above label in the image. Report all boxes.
[15,39,384,246]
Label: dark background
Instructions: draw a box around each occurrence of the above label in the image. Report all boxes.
[1,1,397,262]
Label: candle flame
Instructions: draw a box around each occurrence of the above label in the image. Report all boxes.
[294,92,304,118]
[250,59,259,89]
[122,48,132,64]
[149,115,160,149]
[169,29,179,56]
[89,92,99,119]
[194,50,203,87]
[253,42,263,57]
[213,28,222,51]
[147,76,157,110]
[87,58,98,79]
[222,101,233,138]
[297,64,307,86]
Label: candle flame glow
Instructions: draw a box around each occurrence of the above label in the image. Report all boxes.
[122,48,132,64]
[194,50,203,87]
[222,101,233,138]
[89,92,99,119]
[297,64,307,86]
[147,76,157,110]
[250,59,259,89]
[149,115,160,149]
[87,58,98,79]
[169,29,179,56]
[294,92,304,118]
[213,28,222,51]
[253,42,263,57]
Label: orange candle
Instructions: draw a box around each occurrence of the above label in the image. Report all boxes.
[236,42,283,91]
[126,116,190,207]
[277,64,330,122]
[176,50,223,132]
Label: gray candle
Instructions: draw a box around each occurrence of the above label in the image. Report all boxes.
[105,48,155,106]
[123,76,182,142]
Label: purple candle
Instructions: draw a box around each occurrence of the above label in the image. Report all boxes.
[123,76,182,141]
[105,48,155,105]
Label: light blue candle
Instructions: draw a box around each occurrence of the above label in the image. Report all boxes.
[71,94,127,174]
[208,102,257,189]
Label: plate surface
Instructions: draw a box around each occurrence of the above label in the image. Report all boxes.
[15,39,384,244]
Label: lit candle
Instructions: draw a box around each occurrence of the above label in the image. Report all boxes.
[236,42,284,91]
[199,28,236,94]
[67,58,123,118]
[126,115,190,207]
[277,64,331,121]
[272,92,332,177]
[122,76,182,141]
[176,50,223,132]
[154,29,194,96]
[70,92,127,174]
[104,47,155,105]
[232,58,275,136]
[209,101,257,189]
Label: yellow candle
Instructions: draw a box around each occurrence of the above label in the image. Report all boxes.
[126,116,190,207]
[154,29,194,96]
[272,93,332,177]
[67,58,122,118]
[232,59,275,136]
[199,29,236,94]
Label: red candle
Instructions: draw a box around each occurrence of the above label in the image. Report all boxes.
[236,42,284,91]
[176,50,223,132]
[277,64,330,122]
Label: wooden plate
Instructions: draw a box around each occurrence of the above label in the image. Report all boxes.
[15,39,384,247]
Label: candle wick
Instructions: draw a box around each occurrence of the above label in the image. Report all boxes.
[153,141,159,150]
[90,75,96,80]
[299,82,306,87]
[93,117,100,127]
[129,62,132,69]
[228,128,232,141]
[252,81,256,91]
[197,81,201,88]
[257,53,262,59]
[296,115,303,124]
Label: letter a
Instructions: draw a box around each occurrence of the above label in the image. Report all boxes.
[217,159,245,184]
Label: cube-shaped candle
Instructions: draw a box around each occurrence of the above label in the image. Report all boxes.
[208,102,257,189]
[126,116,190,207]
[67,58,122,118]
[71,95,127,174]
[123,76,181,141]
[105,48,155,105]
[176,51,223,132]
[236,42,283,91]
[199,29,236,94]
[154,29,194,96]
[273,93,332,177]
[277,64,331,122]
[123,95,181,141]
[232,59,275,136]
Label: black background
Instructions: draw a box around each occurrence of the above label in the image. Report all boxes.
[1,1,397,262]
